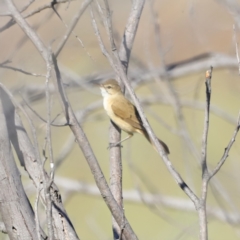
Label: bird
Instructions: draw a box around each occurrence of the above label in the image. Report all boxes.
[99,79,170,154]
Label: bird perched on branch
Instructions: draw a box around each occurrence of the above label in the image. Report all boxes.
[100,79,170,154]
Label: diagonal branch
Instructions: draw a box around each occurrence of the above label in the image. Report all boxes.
[101,0,200,209]
[0,0,75,33]
[210,112,240,179]
[51,54,138,240]
[0,64,45,77]
[55,0,93,57]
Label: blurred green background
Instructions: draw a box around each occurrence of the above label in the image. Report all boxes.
[0,0,240,239]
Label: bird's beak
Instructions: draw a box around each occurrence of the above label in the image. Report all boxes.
[99,83,104,89]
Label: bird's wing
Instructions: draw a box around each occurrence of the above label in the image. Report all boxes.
[111,97,143,130]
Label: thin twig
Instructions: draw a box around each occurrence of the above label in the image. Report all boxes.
[198,67,213,240]
[55,0,93,57]
[20,93,67,127]
[0,0,74,33]
[90,4,117,71]
[210,112,240,179]
[0,60,11,65]
[201,67,212,174]
[233,24,240,74]
[19,0,36,13]
[0,64,45,77]
[52,0,95,61]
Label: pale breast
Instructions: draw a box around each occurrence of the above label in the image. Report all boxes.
[103,95,112,113]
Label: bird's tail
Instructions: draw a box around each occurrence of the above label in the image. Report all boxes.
[140,129,170,154]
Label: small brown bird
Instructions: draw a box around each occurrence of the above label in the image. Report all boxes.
[100,79,170,154]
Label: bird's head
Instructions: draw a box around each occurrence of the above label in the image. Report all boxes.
[100,79,122,97]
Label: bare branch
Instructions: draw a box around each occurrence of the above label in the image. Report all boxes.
[21,96,68,127]
[51,53,138,240]
[90,4,117,71]
[0,64,45,77]
[201,67,213,174]
[55,0,93,57]
[0,82,79,239]
[198,67,213,240]
[0,86,44,239]
[0,0,73,33]
[52,1,95,61]
[55,177,240,225]
[233,24,240,74]
[210,112,240,179]
[18,0,36,13]
[44,52,54,240]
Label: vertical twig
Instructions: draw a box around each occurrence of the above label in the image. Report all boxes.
[233,24,240,75]
[198,67,213,240]
[201,67,212,172]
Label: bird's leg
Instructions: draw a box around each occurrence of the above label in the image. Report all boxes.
[108,133,133,149]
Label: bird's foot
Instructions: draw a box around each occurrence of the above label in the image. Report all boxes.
[107,142,123,149]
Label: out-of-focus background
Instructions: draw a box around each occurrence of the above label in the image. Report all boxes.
[0,0,240,239]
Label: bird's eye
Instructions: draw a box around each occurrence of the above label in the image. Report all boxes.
[107,86,111,89]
